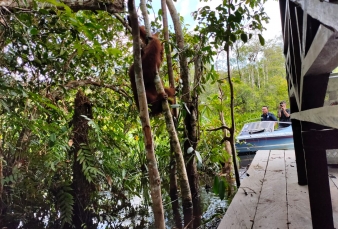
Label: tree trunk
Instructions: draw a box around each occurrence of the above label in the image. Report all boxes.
[251,65,255,87]
[128,1,165,228]
[218,86,235,197]
[154,70,192,229]
[226,5,240,188]
[257,66,261,89]
[140,0,151,38]
[189,48,203,228]
[166,0,194,227]
[161,1,181,228]
[65,90,95,229]
[235,44,242,80]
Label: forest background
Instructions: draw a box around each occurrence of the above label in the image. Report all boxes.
[0,0,289,228]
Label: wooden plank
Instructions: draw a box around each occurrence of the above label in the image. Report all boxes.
[253,150,288,229]
[300,24,331,106]
[218,150,270,229]
[300,25,333,102]
[289,3,302,108]
[328,166,338,228]
[285,46,300,109]
[283,0,290,55]
[285,150,312,229]
[303,147,334,229]
[291,105,338,130]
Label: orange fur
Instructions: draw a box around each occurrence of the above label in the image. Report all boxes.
[129,26,175,116]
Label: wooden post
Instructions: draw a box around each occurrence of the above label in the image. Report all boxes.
[302,127,335,229]
[289,97,307,185]
[301,72,333,228]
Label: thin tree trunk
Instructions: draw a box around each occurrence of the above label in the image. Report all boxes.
[166,0,194,227]
[161,0,177,119]
[128,1,165,228]
[161,1,181,228]
[262,63,266,86]
[154,70,192,228]
[140,0,151,38]
[190,48,203,228]
[235,44,242,80]
[257,66,260,89]
[265,64,269,83]
[218,87,235,196]
[226,5,240,188]
[251,66,255,87]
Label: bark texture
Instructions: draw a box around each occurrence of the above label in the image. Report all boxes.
[154,70,192,229]
[65,90,95,229]
[161,0,181,227]
[166,0,200,227]
[128,0,165,228]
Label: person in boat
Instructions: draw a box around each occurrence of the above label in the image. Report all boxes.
[277,101,290,128]
[261,106,277,121]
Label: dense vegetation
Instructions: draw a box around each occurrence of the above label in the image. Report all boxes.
[0,0,287,228]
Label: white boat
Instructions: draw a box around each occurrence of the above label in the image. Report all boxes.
[236,121,294,154]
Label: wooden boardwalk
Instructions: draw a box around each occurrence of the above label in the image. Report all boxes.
[218,150,338,229]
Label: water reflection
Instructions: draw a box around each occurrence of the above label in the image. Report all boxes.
[97,154,255,229]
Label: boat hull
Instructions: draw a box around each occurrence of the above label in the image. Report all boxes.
[236,122,294,154]
[236,135,294,153]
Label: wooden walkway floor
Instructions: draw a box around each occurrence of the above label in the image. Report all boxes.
[218,150,338,229]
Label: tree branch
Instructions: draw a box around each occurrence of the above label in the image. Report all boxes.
[206,125,231,132]
[219,136,231,145]
[51,79,131,101]
[0,0,125,14]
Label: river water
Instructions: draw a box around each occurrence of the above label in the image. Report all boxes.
[99,153,255,229]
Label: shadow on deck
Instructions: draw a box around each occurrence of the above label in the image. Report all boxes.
[217,150,338,229]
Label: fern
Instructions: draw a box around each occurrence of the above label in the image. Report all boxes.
[57,185,74,227]
[77,145,104,183]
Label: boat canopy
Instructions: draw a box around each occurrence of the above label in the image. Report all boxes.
[239,121,275,136]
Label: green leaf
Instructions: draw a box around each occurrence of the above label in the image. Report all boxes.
[107,48,121,56]
[29,27,38,35]
[230,33,237,43]
[50,133,56,142]
[240,33,248,43]
[74,42,83,56]
[213,176,219,194]
[219,179,226,200]
[258,34,265,46]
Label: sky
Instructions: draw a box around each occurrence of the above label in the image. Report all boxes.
[146,0,282,41]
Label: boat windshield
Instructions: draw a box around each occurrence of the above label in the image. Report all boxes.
[239,121,275,136]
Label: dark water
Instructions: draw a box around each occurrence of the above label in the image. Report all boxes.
[98,154,256,229]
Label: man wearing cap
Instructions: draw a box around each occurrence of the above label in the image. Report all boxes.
[278,101,291,127]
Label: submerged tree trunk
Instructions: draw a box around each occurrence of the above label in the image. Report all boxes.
[128,0,165,228]
[166,0,194,227]
[65,90,95,229]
